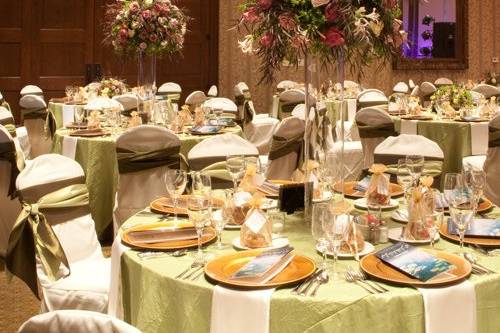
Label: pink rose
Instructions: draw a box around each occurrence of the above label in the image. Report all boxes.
[279,14,296,31]
[242,7,260,24]
[322,27,345,47]
[119,28,128,40]
[291,35,307,49]
[324,3,341,22]
[260,32,274,47]
[149,34,158,42]
[129,1,140,13]
[142,10,151,19]
[139,42,147,50]
[257,0,272,10]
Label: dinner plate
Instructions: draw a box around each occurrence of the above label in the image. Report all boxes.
[69,129,107,137]
[232,235,289,251]
[400,115,434,121]
[316,241,375,258]
[65,122,88,130]
[360,249,471,287]
[150,195,224,216]
[439,197,493,214]
[333,181,404,198]
[388,227,439,245]
[204,249,316,289]
[353,198,399,211]
[121,221,216,250]
[391,209,409,223]
[454,117,489,123]
[439,221,500,248]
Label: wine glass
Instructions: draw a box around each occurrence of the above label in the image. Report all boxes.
[323,152,340,194]
[322,212,350,280]
[462,167,486,210]
[192,171,212,226]
[211,190,230,250]
[74,106,86,124]
[426,201,444,249]
[226,155,245,192]
[397,158,413,205]
[164,169,187,226]
[65,85,75,100]
[213,108,223,124]
[312,203,331,271]
[448,177,475,250]
[187,194,211,263]
[268,209,285,237]
[443,173,463,205]
[405,155,424,186]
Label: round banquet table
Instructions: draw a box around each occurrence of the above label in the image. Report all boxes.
[51,125,243,236]
[116,200,500,333]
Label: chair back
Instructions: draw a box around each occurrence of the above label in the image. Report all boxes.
[484,114,500,206]
[276,80,297,92]
[157,82,182,105]
[19,94,50,157]
[0,106,14,125]
[112,94,139,114]
[472,84,500,99]
[20,85,43,96]
[266,116,305,180]
[278,89,305,120]
[357,89,388,109]
[355,107,396,169]
[434,77,453,87]
[408,80,416,89]
[184,90,207,107]
[420,82,437,101]
[207,85,218,97]
[410,85,420,97]
[234,82,255,122]
[393,82,409,94]
[114,125,181,231]
[18,310,141,333]
[203,97,238,118]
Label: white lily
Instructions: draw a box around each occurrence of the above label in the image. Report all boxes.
[238,35,254,54]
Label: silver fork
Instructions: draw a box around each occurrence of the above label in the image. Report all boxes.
[291,268,319,295]
[344,270,377,294]
[176,262,203,279]
[356,269,389,293]
[183,264,205,280]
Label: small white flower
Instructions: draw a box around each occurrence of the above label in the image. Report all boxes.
[238,35,254,54]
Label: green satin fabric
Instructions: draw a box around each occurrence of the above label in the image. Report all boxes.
[386,161,443,178]
[357,123,397,139]
[6,184,89,297]
[268,133,304,161]
[116,146,180,174]
[325,100,349,123]
[119,202,500,333]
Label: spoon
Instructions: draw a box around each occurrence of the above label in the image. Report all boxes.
[310,270,329,296]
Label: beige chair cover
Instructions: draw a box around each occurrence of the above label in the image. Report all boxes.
[484,115,500,206]
[19,94,50,158]
[355,107,396,169]
[410,85,420,97]
[409,80,416,89]
[434,77,453,87]
[357,89,388,109]
[393,82,409,94]
[158,82,182,94]
[472,84,500,99]
[16,154,109,313]
[420,82,437,102]
[329,140,364,181]
[20,85,43,96]
[18,310,141,333]
[202,97,238,118]
[0,106,14,125]
[276,80,297,92]
[112,94,139,114]
[278,89,305,120]
[185,90,207,108]
[266,116,305,180]
[207,85,218,97]
[113,125,181,232]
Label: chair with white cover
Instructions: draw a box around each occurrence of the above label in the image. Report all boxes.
[17,310,141,333]
[393,82,409,94]
[19,92,50,158]
[420,81,437,104]
[0,106,14,125]
[207,85,218,97]
[410,85,420,97]
[276,80,297,92]
[1,90,12,112]
[20,85,43,96]
[185,90,207,111]
[188,134,258,188]
[408,80,416,89]
[374,134,445,187]
[483,114,500,206]
[266,116,305,180]
[470,91,485,105]
[112,94,139,116]
[472,84,500,99]
[8,154,110,313]
[0,126,22,260]
[157,82,182,105]
[113,125,183,232]
[357,89,388,109]
[202,97,238,119]
[434,77,453,87]
[355,107,397,169]
[278,89,305,120]
[329,121,364,181]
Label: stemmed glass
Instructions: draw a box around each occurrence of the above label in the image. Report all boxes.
[65,85,75,100]
[443,173,462,205]
[187,194,211,263]
[312,203,331,271]
[211,190,231,250]
[226,155,246,192]
[447,174,475,250]
[323,152,340,196]
[322,212,350,280]
[462,167,486,210]
[405,155,424,187]
[164,169,187,226]
[426,192,445,249]
[397,158,413,205]
[192,171,212,225]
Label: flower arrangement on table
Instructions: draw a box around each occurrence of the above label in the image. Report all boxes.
[97,78,129,98]
[482,70,498,87]
[236,0,406,82]
[105,0,189,56]
[431,84,473,110]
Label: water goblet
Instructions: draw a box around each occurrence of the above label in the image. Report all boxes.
[322,212,350,280]
[211,190,230,250]
[405,155,424,186]
[312,203,331,271]
[164,169,187,226]
[397,158,413,205]
[226,155,245,192]
[187,194,211,263]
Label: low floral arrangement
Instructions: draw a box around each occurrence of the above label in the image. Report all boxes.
[236,0,405,81]
[483,70,498,86]
[431,84,473,109]
[97,78,129,98]
[105,0,189,56]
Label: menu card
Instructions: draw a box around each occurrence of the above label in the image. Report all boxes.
[128,226,202,244]
[448,219,500,238]
[257,180,280,197]
[230,246,295,284]
[376,243,455,281]
[354,176,371,192]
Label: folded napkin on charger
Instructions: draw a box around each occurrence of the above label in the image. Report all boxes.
[418,281,477,333]
[354,176,371,192]
[127,226,206,244]
[210,286,275,333]
[257,180,280,196]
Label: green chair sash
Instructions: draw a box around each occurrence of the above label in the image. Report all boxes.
[1,101,12,113]
[0,114,14,125]
[386,160,443,178]
[45,110,57,138]
[489,126,500,148]
[0,129,19,198]
[21,108,48,123]
[268,133,304,162]
[116,146,181,174]
[356,122,397,139]
[4,124,16,138]
[6,184,89,297]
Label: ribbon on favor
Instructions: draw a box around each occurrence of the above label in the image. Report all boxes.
[0,129,19,198]
[116,146,181,174]
[356,122,397,139]
[6,184,90,297]
[488,125,500,148]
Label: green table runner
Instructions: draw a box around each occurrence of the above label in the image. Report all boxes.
[119,203,500,333]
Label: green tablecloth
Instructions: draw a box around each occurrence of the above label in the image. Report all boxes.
[119,202,500,333]
[51,126,243,236]
[48,102,66,130]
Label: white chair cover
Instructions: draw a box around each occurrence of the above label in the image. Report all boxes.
[335,120,360,142]
[19,95,50,158]
[16,154,109,313]
[276,80,297,91]
[85,97,123,111]
[266,116,305,180]
[410,85,420,97]
[355,107,396,169]
[357,89,388,109]
[202,97,238,116]
[207,85,218,97]
[278,89,305,120]
[17,310,141,333]
[434,78,453,86]
[484,115,500,206]
[188,133,258,171]
[113,125,181,232]
[15,126,31,161]
[420,82,437,101]
[19,95,47,110]
[20,85,43,96]
[462,155,486,171]
[393,82,409,94]
[374,134,444,160]
[158,82,182,94]
[472,84,500,99]
[470,91,485,104]
[112,94,139,112]
[0,106,14,125]
[409,80,416,89]
[185,90,207,106]
[245,116,280,155]
[329,140,364,181]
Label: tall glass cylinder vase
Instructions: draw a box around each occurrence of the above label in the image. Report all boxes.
[137,52,157,123]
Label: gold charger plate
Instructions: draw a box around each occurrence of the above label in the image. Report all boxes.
[150,195,224,216]
[69,129,107,137]
[333,181,404,198]
[121,221,217,250]
[360,250,471,287]
[442,198,493,214]
[204,249,316,289]
[454,117,489,123]
[439,220,500,248]
[400,115,434,121]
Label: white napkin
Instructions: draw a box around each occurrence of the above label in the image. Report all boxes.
[400,119,418,135]
[418,281,476,333]
[210,286,275,333]
[62,135,78,159]
[62,104,76,126]
[271,96,279,119]
[470,122,488,156]
[346,99,357,121]
[108,235,130,319]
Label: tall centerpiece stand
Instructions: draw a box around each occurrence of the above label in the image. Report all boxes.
[236,0,405,222]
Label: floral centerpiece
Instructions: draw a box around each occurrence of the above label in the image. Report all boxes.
[431,84,473,110]
[97,78,129,98]
[483,70,498,87]
[105,0,188,56]
[236,0,405,82]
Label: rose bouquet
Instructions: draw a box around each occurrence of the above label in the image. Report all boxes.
[97,78,129,98]
[236,0,405,81]
[431,84,473,110]
[105,0,189,56]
